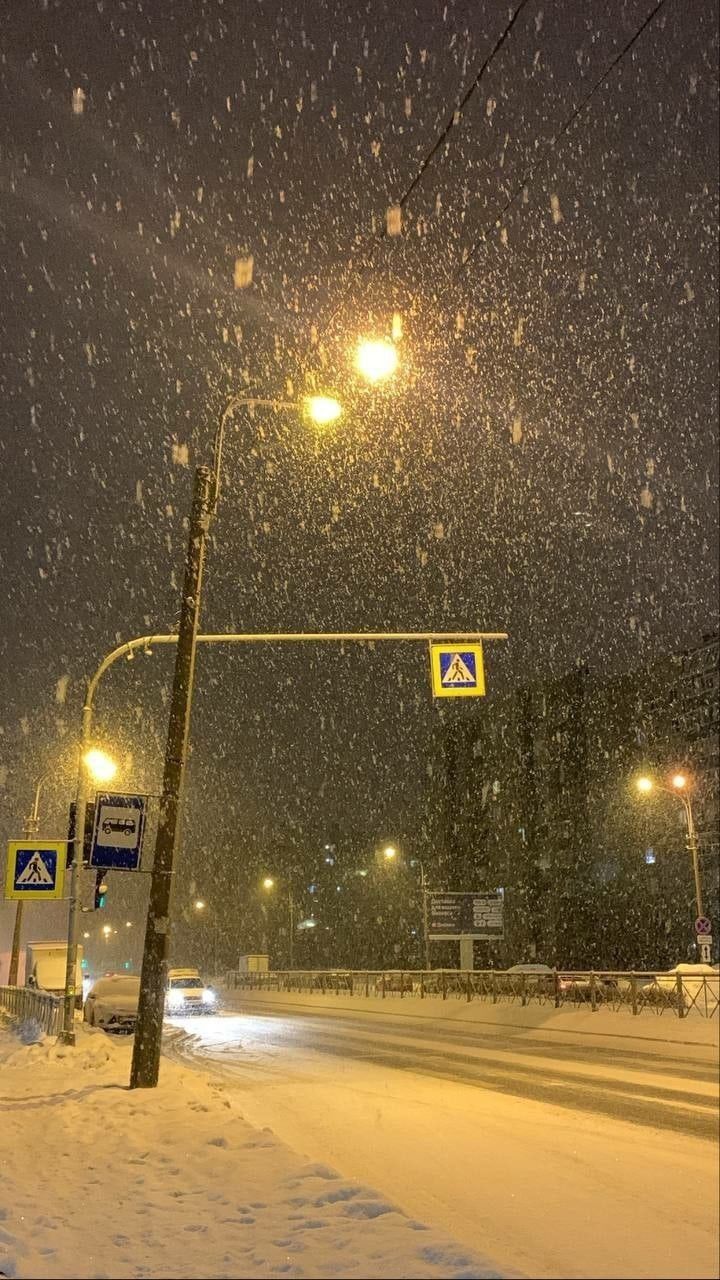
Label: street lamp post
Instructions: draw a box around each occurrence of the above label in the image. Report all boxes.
[193,899,219,974]
[636,772,707,959]
[130,394,341,1089]
[59,747,117,1043]
[261,876,296,968]
[382,845,431,970]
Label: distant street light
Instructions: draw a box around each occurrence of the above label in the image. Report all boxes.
[355,338,398,383]
[636,772,706,955]
[304,395,342,425]
[380,844,431,969]
[191,897,219,973]
[261,876,296,968]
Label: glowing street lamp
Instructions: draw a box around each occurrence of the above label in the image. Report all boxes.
[130,388,348,1085]
[383,845,397,861]
[355,339,398,383]
[84,749,118,783]
[260,876,296,967]
[635,770,706,952]
[193,899,206,911]
[304,395,342,425]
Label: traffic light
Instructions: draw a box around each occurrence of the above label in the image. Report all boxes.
[94,870,108,910]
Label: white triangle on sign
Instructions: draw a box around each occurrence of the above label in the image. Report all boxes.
[17,852,54,885]
[441,653,476,684]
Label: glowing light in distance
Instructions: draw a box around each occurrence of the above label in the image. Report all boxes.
[355,339,398,382]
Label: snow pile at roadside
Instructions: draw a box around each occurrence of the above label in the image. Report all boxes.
[0,1024,508,1280]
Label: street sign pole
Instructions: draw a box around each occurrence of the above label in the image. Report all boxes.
[420,863,430,971]
[60,703,92,1044]
[8,780,46,985]
[130,465,213,1089]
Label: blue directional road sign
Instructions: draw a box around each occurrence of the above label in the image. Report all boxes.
[5,841,67,900]
[89,792,147,870]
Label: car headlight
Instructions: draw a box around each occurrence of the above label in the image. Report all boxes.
[201,988,216,1004]
[167,991,184,1009]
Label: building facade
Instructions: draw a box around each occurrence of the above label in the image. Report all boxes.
[442,634,719,969]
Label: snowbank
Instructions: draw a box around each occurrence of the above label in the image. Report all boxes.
[0,1024,508,1280]
[219,986,720,1050]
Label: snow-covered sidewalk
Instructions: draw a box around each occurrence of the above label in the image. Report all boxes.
[0,1022,507,1280]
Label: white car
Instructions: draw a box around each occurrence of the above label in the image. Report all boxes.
[165,969,218,1015]
[641,963,719,1006]
[84,975,140,1034]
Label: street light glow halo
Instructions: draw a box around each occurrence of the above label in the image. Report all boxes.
[83,748,118,782]
[304,395,342,425]
[671,773,688,790]
[636,776,654,793]
[355,338,398,382]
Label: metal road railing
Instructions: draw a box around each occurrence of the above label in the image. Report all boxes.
[224,968,720,1018]
[0,985,62,1037]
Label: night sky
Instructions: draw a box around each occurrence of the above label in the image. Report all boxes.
[1,0,717,962]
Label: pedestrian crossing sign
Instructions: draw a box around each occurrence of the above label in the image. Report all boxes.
[4,841,67,900]
[430,643,486,698]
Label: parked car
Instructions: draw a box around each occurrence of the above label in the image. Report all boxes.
[556,974,618,1002]
[504,963,556,995]
[83,975,140,1034]
[640,963,719,1008]
[374,972,415,994]
[165,968,218,1015]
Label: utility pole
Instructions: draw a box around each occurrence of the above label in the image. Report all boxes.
[288,893,295,969]
[130,465,213,1089]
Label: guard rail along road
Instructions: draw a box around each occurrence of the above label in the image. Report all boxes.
[0,985,62,1037]
[224,968,720,1018]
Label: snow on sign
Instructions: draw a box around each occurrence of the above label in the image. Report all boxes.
[430,642,486,698]
[90,793,147,870]
[4,841,67,900]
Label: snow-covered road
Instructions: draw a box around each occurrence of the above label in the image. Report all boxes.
[167,1002,720,1280]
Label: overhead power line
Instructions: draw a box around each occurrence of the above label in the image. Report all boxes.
[453,0,669,279]
[395,0,534,212]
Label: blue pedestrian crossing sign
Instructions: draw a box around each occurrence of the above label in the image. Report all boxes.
[4,841,67,900]
[430,643,486,699]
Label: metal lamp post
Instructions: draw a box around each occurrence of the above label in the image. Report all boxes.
[382,846,431,970]
[261,877,296,968]
[636,773,707,959]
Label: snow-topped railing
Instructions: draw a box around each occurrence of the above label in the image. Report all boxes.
[0,985,62,1037]
[223,968,720,1018]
